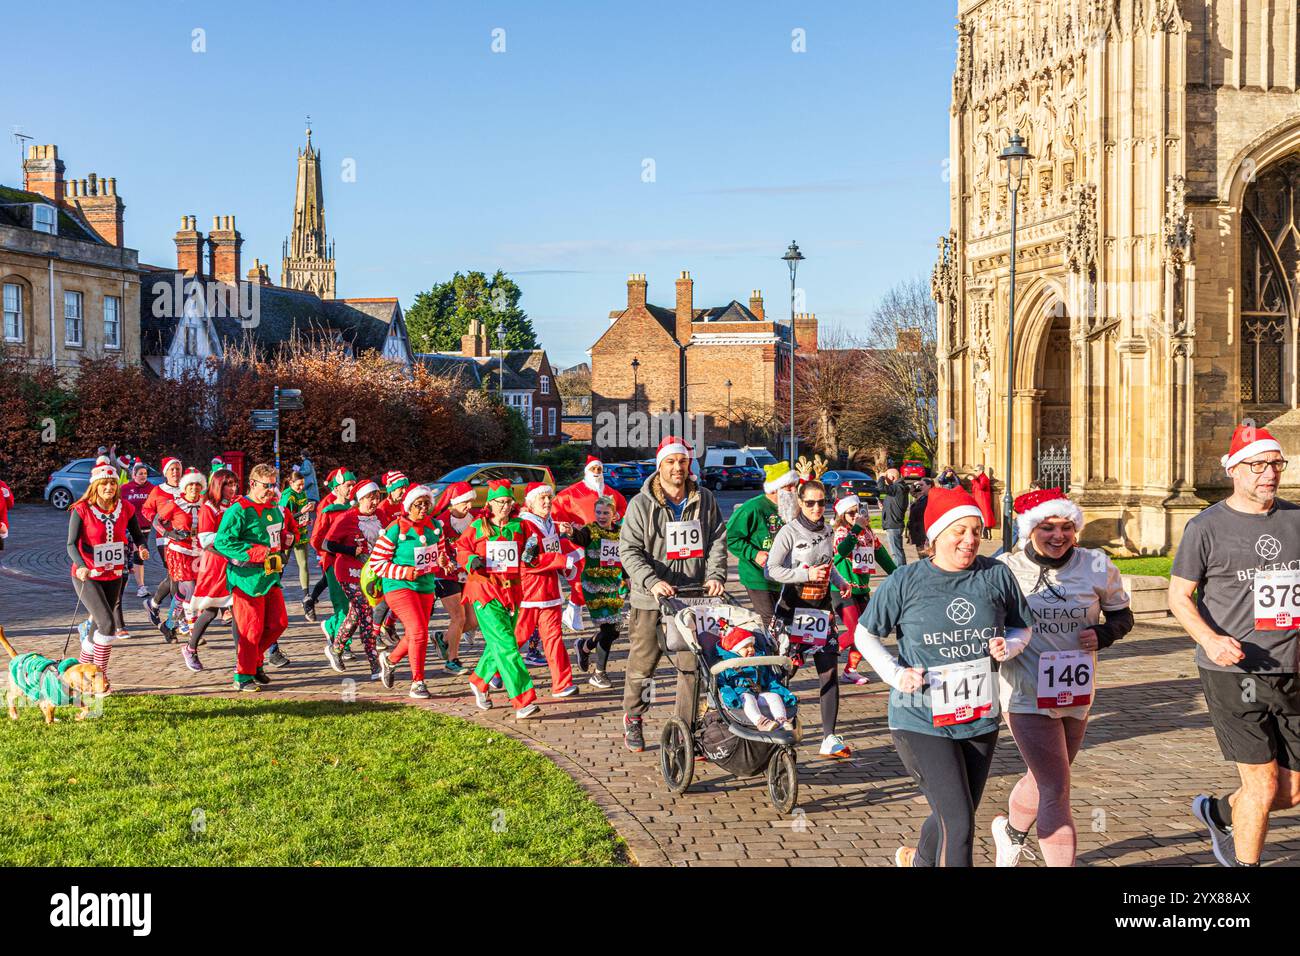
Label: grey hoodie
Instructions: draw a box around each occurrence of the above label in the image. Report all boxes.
[765,515,849,590]
[620,473,728,610]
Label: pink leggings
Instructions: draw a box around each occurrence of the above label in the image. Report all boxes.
[1005,712,1088,867]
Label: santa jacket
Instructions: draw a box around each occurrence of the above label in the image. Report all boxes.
[309,492,349,571]
[455,516,568,612]
[326,507,385,585]
[157,497,204,559]
[141,482,182,533]
[435,507,477,582]
[518,510,584,609]
[552,480,627,527]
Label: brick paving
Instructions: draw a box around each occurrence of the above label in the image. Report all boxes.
[4,501,1298,866]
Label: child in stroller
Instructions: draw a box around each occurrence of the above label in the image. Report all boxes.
[716,623,797,733]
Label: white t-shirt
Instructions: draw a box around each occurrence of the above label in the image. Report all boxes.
[996,547,1130,717]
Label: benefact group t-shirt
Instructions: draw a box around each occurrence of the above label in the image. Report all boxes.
[1171,499,1300,674]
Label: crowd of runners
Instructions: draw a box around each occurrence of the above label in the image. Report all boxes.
[20,421,1298,866]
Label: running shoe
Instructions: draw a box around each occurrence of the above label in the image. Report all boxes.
[623,714,645,752]
[159,622,177,644]
[253,666,271,686]
[341,647,356,663]
[588,670,612,690]
[181,645,203,672]
[514,703,541,720]
[378,652,395,689]
[893,846,916,868]
[380,626,399,650]
[470,683,492,710]
[368,663,382,682]
[1192,795,1236,867]
[432,629,449,661]
[489,674,504,692]
[135,585,149,599]
[444,659,468,677]
[234,677,260,693]
[991,815,1037,867]
[267,646,291,667]
[818,734,852,759]
[524,648,548,668]
[324,641,345,673]
[143,597,161,628]
[409,681,431,700]
[574,637,591,673]
[840,669,870,686]
[115,630,130,641]
[302,598,317,623]
[553,684,579,699]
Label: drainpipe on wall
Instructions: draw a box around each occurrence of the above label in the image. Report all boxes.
[48,259,55,368]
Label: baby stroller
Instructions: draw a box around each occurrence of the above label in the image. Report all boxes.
[656,588,799,815]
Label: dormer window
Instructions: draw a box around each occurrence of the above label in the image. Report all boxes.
[540,375,550,395]
[32,204,57,235]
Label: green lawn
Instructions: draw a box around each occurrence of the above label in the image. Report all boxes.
[1111,556,1173,578]
[0,695,625,867]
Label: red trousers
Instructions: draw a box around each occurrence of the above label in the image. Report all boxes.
[232,587,288,677]
[514,604,573,694]
[386,588,435,681]
[838,596,866,671]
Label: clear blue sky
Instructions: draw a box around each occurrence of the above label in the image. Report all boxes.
[3,0,958,369]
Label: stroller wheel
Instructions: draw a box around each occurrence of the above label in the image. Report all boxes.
[659,717,695,795]
[767,747,798,815]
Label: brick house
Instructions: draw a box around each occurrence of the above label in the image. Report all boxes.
[417,317,564,451]
[589,271,818,454]
[1,144,140,375]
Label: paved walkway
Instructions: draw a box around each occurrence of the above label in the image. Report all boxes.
[2,503,1295,866]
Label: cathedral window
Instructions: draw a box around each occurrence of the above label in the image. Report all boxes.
[1240,158,1300,405]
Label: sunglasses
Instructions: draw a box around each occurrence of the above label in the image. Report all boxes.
[800,498,827,508]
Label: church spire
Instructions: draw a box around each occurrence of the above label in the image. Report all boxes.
[281,120,336,298]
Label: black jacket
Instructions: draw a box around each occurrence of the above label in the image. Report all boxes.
[880,481,909,529]
[906,494,928,546]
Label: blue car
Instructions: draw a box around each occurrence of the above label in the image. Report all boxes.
[604,463,645,494]
[44,458,163,510]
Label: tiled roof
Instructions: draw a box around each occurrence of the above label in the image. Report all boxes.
[0,184,106,244]
[416,349,553,392]
[695,300,761,323]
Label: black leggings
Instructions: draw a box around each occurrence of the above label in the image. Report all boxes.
[76,577,126,635]
[583,621,620,670]
[309,575,329,604]
[188,608,218,650]
[893,727,1000,867]
[153,575,172,605]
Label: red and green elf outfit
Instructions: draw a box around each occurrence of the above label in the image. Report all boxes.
[368,488,446,682]
[310,470,357,645]
[214,495,300,684]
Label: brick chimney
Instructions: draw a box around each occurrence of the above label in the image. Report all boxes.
[174,216,205,276]
[246,258,273,285]
[208,215,243,284]
[675,270,694,343]
[793,312,819,353]
[68,173,126,247]
[749,289,765,320]
[22,144,65,205]
[627,273,647,310]
[461,317,488,357]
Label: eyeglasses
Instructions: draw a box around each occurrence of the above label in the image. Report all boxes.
[801,498,827,508]
[1241,459,1288,474]
[252,480,278,490]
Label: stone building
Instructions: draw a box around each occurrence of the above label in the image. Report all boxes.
[935,0,1300,554]
[281,125,336,298]
[1,144,140,374]
[589,272,814,455]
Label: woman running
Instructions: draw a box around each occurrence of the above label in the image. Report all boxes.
[156,469,207,643]
[855,486,1034,867]
[280,467,315,610]
[831,494,895,685]
[67,463,148,689]
[372,485,451,699]
[182,468,238,671]
[766,478,856,759]
[120,460,154,599]
[431,480,479,675]
[567,494,628,690]
[321,480,386,679]
[990,488,1132,867]
[141,456,184,630]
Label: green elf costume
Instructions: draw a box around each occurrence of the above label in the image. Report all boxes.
[830,493,896,680]
[9,653,81,706]
[309,469,357,647]
[279,474,313,592]
[726,461,798,620]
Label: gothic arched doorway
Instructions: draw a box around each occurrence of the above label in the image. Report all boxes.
[1034,306,1072,491]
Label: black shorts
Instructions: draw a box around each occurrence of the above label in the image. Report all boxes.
[1199,667,1300,769]
[434,578,464,599]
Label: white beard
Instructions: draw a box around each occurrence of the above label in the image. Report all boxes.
[583,471,604,495]
[776,487,799,524]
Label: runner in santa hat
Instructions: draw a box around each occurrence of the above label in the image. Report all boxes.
[854,485,1033,867]
[310,469,358,656]
[302,467,354,622]
[552,455,628,530]
[120,460,154,599]
[988,487,1132,867]
[321,480,387,680]
[1173,423,1300,867]
[154,468,207,644]
[430,480,480,676]
[514,480,585,697]
[181,468,239,672]
[141,455,185,632]
[830,492,896,686]
[364,470,412,648]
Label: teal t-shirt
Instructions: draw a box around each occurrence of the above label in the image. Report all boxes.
[862,556,1032,739]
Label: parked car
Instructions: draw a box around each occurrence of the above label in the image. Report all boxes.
[45,458,163,510]
[424,462,557,510]
[604,463,645,494]
[900,459,928,480]
[702,466,744,492]
[822,470,879,508]
[636,458,701,482]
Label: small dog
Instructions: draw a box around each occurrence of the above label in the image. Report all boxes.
[1,627,106,724]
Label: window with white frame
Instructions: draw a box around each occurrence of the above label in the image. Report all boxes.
[33,204,57,235]
[64,291,83,347]
[549,407,556,435]
[104,295,121,350]
[534,408,543,434]
[540,375,550,395]
[3,283,23,342]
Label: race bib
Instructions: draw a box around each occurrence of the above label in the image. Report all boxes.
[789,608,832,647]
[851,545,876,575]
[486,539,519,574]
[1253,568,1300,630]
[412,544,439,574]
[542,534,562,554]
[266,522,283,550]
[92,540,125,570]
[1036,649,1094,709]
[599,538,621,567]
[693,606,730,640]
[665,519,703,560]
[927,657,993,727]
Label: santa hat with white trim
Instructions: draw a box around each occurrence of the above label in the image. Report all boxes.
[655,435,693,468]
[432,480,476,514]
[1014,487,1084,542]
[161,456,181,474]
[720,624,757,654]
[402,484,434,512]
[584,455,602,473]
[763,461,797,494]
[179,468,207,492]
[355,480,382,501]
[923,486,985,542]
[834,494,861,518]
[523,481,554,504]
[1221,422,1283,475]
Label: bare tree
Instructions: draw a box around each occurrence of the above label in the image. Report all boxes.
[861,276,939,463]
[555,364,591,416]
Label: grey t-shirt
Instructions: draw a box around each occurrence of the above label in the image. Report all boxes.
[1171,499,1300,673]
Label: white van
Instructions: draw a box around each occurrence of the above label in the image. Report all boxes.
[703,446,766,469]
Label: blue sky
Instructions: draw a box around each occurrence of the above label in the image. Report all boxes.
[3,0,957,368]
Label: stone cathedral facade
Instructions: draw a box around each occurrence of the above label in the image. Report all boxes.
[935,0,1300,554]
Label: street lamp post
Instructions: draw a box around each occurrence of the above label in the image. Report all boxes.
[997,130,1033,554]
[496,326,507,402]
[725,379,733,443]
[630,357,641,453]
[782,240,804,467]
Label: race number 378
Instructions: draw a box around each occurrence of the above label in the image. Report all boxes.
[665,519,703,560]
[1254,569,1300,630]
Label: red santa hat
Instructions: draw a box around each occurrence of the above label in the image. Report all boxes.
[720,624,757,654]
[656,435,693,468]
[432,481,476,514]
[834,494,861,518]
[523,481,554,503]
[1014,487,1084,541]
[1221,422,1283,474]
[179,467,206,491]
[924,486,985,542]
[403,484,434,512]
[161,456,181,473]
[354,480,382,501]
[584,455,603,473]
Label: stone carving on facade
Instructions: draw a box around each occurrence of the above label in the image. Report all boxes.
[1063,182,1099,279]
[1163,174,1194,265]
